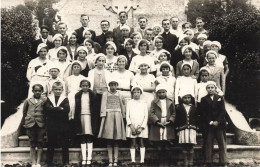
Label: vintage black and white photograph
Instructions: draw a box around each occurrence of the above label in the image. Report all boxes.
[1,0,260,166]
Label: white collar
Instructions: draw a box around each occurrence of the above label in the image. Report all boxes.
[48,94,66,107]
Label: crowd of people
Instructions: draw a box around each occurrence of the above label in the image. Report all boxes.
[23,11,229,167]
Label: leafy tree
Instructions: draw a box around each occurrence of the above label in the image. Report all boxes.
[1,5,34,124]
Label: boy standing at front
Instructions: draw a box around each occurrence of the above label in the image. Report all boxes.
[44,82,70,167]
[200,81,227,167]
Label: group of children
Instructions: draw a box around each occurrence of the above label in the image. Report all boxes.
[23,15,229,167]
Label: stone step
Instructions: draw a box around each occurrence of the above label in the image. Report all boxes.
[2,145,260,166]
[18,133,236,147]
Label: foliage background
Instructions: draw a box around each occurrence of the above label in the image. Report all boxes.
[187,0,260,118]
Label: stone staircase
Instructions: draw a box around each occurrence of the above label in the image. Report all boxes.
[2,133,260,166]
[1,102,260,166]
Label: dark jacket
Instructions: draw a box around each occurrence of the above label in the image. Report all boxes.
[149,98,176,141]
[161,32,178,55]
[95,33,106,48]
[121,50,137,69]
[31,39,54,59]
[113,25,134,44]
[75,27,96,45]
[66,44,79,60]
[44,94,70,133]
[175,104,198,131]
[74,90,99,136]
[200,94,227,129]
[170,47,199,72]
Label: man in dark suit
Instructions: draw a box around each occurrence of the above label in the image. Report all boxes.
[31,25,54,59]
[200,81,227,167]
[75,14,96,45]
[113,11,134,43]
[95,20,110,48]
[161,19,178,56]
[57,22,69,46]
[135,16,148,38]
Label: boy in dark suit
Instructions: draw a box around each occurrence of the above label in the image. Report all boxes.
[44,82,70,167]
[200,81,227,167]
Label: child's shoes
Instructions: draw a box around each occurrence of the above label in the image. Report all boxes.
[113,162,118,166]
[36,164,41,167]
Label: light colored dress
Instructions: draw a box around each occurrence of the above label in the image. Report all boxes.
[111,70,134,103]
[129,54,156,73]
[178,104,197,144]
[65,74,86,119]
[126,99,148,138]
[131,73,155,112]
[156,75,176,101]
[98,91,126,140]
[80,92,92,135]
[175,76,197,105]
[52,60,71,80]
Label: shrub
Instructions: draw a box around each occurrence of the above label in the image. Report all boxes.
[1,5,34,124]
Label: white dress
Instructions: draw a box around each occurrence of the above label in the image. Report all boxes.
[111,70,134,103]
[126,99,148,138]
[175,76,197,105]
[65,74,86,119]
[156,75,176,101]
[129,54,156,73]
[131,73,155,111]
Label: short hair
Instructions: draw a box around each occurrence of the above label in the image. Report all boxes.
[131,87,142,95]
[57,22,67,27]
[196,17,204,22]
[124,39,134,47]
[200,69,209,76]
[101,20,110,26]
[160,64,171,71]
[154,36,165,46]
[84,39,94,48]
[119,11,128,17]
[162,19,170,25]
[71,62,82,70]
[180,36,191,44]
[158,51,171,60]
[32,84,44,91]
[40,25,49,31]
[182,22,192,29]
[81,14,89,20]
[70,31,77,37]
[105,31,113,39]
[52,81,63,88]
[182,64,192,70]
[170,16,179,21]
[80,79,91,87]
[146,28,153,32]
[138,39,149,50]
[138,16,148,22]
[57,49,68,57]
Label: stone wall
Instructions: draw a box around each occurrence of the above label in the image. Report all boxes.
[57,0,187,34]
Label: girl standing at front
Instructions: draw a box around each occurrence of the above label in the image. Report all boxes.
[175,63,197,106]
[126,86,148,165]
[74,79,98,166]
[98,79,126,167]
[175,93,198,167]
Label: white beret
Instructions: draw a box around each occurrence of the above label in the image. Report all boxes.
[156,84,168,92]
[76,46,88,54]
[120,24,130,32]
[71,60,83,70]
[36,43,48,54]
[106,41,117,52]
[197,33,208,39]
[180,92,194,99]
[181,62,192,70]
[203,40,212,47]
[206,50,218,58]
[206,81,217,88]
[94,53,106,64]
[117,55,128,64]
[181,45,193,55]
[131,85,143,94]
[157,49,171,58]
[52,33,63,43]
[199,66,210,74]
[183,29,194,38]
[47,62,60,71]
[211,41,221,50]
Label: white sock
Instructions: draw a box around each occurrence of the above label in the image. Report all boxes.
[130,148,136,162]
[87,143,93,161]
[114,146,119,163]
[81,143,87,162]
[140,147,145,163]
